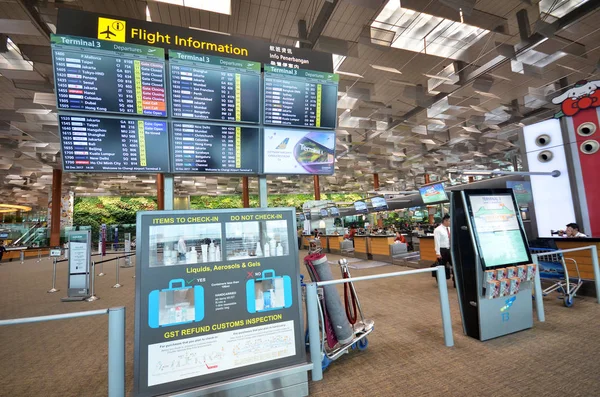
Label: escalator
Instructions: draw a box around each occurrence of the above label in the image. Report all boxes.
[13,222,47,246]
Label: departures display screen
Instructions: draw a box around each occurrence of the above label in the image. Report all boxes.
[264,66,338,129]
[169,50,260,123]
[59,115,169,172]
[51,35,167,117]
[171,123,259,174]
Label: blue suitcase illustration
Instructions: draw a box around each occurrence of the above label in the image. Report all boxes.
[148,279,204,328]
[246,269,292,313]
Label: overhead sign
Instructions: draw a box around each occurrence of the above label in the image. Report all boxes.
[134,208,304,396]
[57,9,333,73]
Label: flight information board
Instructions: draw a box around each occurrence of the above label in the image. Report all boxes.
[59,115,170,172]
[264,66,338,129]
[169,50,260,123]
[171,123,260,174]
[51,35,167,117]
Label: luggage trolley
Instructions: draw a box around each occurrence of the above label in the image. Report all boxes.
[300,257,373,371]
[530,247,583,307]
[308,238,322,255]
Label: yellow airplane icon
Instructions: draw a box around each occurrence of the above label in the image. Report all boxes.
[97,17,126,42]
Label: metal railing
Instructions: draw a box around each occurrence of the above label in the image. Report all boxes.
[531,245,600,304]
[0,307,126,397]
[305,265,454,382]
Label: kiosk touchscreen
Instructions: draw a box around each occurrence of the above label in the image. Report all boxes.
[451,189,535,341]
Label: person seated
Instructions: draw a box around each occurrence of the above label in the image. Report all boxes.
[394,231,406,244]
[560,223,587,238]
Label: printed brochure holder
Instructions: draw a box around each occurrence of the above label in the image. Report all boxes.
[246,269,292,313]
[148,278,204,328]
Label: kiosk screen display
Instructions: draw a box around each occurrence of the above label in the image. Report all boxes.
[329,207,339,216]
[371,196,388,211]
[419,183,448,204]
[468,194,530,268]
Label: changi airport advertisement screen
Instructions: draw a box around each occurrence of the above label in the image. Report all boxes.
[468,194,530,268]
[371,196,388,211]
[263,128,335,175]
[419,183,448,204]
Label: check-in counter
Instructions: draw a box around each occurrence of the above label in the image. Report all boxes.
[3,247,50,261]
[353,235,370,260]
[302,236,311,250]
[320,236,329,252]
[419,236,437,264]
[549,238,600,281]
[327,235,343,254]
[369,235,396,262]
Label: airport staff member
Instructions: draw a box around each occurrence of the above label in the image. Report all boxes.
[434,214,455,287]
[562,223,588,238]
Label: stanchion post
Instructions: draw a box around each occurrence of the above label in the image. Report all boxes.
[108,307,126,397]
[87,261,99,302]
[37,249,41,263]
[436,266,454,347]
[113,257,122,288]
[48,258,59,293]
[20,250,24,264]
[589,245,600,304]
[98,259,105,277]
[532,255,545,322]
[306,282,323,381]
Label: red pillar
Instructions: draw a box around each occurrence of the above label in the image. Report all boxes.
[468,176,474,183]
[313,175,321,200]
[424,174,431,184]
[373,173,380,190]
[157,173,164,210]
[50,169,62,246]
[242,176,250,208]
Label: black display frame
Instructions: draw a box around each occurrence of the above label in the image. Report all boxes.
[58,112,171,173]
[463,189,533,270]
[169,120,262,175]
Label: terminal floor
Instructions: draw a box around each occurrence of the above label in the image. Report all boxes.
[1,252,600,396]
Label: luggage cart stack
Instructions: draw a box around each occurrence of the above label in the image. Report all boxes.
[530,247,583,307]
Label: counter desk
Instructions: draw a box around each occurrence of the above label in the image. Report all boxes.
[301,236,311,250]
[419,236,437,264]
[541,238,600,296]
[327,235,343,254]
[369,235,396,262]
[353,235,370,260]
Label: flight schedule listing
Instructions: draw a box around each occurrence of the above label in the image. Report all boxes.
[59,115,170,173]
[51,35,167,117]
[264,66,339,129]
[169,50,260,123]
[171,123,259,174]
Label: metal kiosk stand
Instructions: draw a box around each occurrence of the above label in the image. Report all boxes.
[451,189,538,341]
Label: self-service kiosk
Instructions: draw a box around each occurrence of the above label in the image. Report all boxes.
[451,189,536,341]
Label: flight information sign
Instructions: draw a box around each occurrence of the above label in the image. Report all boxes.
[51,34,167,117]
[169,50,260,123]
[59,115,170,172]
[171,122,259,174]
[263,66,338,129]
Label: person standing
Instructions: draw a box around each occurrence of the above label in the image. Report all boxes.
[0,241,5,264]
[433,214,454,287]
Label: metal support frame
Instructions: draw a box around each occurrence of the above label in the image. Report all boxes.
[48,257,59,293]
[164,174,174,210]
[306,266,454,382]
[259,176,268,208]
[112,257,122,288]
[87,261,99,302]
[0,307,125,397]
[532,245,600,305]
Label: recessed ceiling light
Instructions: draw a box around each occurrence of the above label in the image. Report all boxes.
[370,64,402,74]
[336,71,364,79]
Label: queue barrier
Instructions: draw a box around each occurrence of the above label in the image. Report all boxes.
[305,265,454,382]
[0,307,126,397]
[531,245,600,304]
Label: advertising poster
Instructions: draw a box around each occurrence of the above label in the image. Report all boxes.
[47,191,74,228]
[263,128,335,175]
[134,209,304,396]
[468,195,530,267]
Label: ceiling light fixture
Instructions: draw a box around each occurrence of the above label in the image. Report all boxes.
[336,71,364,79]
[370,64,402,74]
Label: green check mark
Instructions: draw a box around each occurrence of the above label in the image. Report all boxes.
[187,278,195,284]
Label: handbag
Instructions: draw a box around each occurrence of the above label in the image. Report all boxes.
[431,258,451,280]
